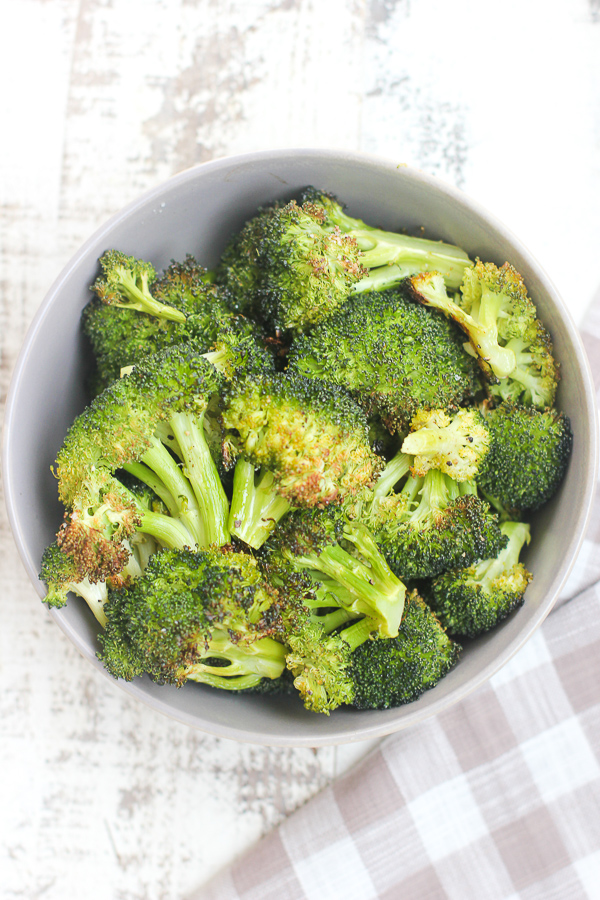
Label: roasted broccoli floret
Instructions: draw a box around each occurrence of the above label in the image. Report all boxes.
[301,187,472,291]
[477,401,572,516]
[284,584,460,712]
[405,269,521,380]
[426,521,532,637]
[51,342,229,584]
[221,372,382,521]
[264,507,406,638]
[83,254,234,391]
[345,454,507,579]
[348,591,461,708]
[91,249,187,322]
[40,542,110,624]
[400,408,490,481]
[286,288,481,433]
[98,547,287,689]
[487,318,559,409]
[217,199,366,332]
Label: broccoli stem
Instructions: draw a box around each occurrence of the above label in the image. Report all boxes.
[228,459,292,549]
[140,435,205,546]
[292,526,406,638]
[473,521,531,589]
[169,411,230,547]
[121,461,178,515]
[186,634,287,683]
[113,268,186,323]
[68,578,109,626]
[136,508,195,550]
[186,671,265,691]
[372,450,412,498]
[353,230,470,289]
[339,615,379,652]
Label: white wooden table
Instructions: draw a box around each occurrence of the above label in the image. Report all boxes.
[2,2,599,897]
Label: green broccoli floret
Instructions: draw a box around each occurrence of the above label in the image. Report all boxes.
[400,407,490,481]
[283,585,460,713]
[53,342,229,583]
[286,288,481,434]
[264,507,406,639]
[98,547,287,689]
[345,454,507,579]
[477,401,572,516]
[300,187,472,291]
[219,199,366,333]
[426,521,532,637]
[221,373,383,547]
[348,591,461,708]
[91,250,187,323]
[83,255,234,391]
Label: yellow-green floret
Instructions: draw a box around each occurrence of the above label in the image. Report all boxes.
[401,408,490,481]
[221,373,383,508]
[426,521,532,637]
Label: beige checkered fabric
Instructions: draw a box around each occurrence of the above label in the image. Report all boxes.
[196,312,600,900]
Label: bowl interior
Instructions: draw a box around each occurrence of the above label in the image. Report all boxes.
[4,149,597,745]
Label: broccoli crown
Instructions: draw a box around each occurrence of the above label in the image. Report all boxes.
[57,342,222,508]
[216,200,366,332]
[348,591,461,708]
[477,401,572,516]
[98,547,287,687]
[91,250,186,323]
[83,255,233,391]
[427,521,532,637]
[346,470,507,579]
[400,408,490,482]
[488,318,559,410]
[286,288,481,434]
[202,319,276,382]
[221,372,383,506]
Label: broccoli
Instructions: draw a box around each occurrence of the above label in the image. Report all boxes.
[426,521,532,637]
[284,588,460,713]
[301,187,472,291]
[348,591,461,708]
[477,401,573,516]
[400,408,490,481]
[405,270,520,380]
[345,453,507,579]
[487,318,559,409]
[217,199,366,332]
[40,542,110,624]
[91,249,187,323]
[52,342,229,583]
[98,547,287,689]
[221,372,383,524]
[83,254,234,391]
[263,506,406,639]
[286,288,481,434]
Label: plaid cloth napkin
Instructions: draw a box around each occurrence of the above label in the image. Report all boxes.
[195,309,600,900]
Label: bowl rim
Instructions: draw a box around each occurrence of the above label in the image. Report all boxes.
[3,147,598,746]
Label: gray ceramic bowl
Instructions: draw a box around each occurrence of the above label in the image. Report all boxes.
[4,149,597,746]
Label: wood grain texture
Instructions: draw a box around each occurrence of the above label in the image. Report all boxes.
[2,1,600,897]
